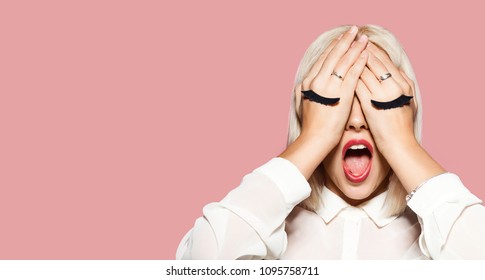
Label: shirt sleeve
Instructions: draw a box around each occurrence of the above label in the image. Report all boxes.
[406,173,485,259]
[176,157,311,260]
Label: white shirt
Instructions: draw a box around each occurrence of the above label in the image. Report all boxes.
[177,158,485,259]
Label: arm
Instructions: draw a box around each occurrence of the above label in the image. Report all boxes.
[280,26,368,179]
[356,43,485,259]
[176,158,311,259]
[177,26,368,259]
[356,43,445,193]
[406,173,484,259]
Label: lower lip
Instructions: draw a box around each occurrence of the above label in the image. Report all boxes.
[342,139,373,184]
[343,160,372,183]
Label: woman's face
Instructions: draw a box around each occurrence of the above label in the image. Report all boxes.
[323,96,391,205]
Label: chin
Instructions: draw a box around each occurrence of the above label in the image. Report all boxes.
[338,176,385,203]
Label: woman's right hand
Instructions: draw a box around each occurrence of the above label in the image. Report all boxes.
[279,26,368,179]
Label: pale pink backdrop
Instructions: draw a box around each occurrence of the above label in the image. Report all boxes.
[1,1,483,259]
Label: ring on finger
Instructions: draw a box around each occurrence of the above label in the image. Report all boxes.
[379,72,392,82]
[331,71,343,80]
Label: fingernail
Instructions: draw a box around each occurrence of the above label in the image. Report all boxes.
[349,26,357,34]
[337,33,343,40]
[358,34,368,42]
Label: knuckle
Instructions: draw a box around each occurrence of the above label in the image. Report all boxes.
[309,80,324,92]
[337,56,351,71]
[408,80,416,91]
[302,78,311,89]
[403,84,411,94]
[333,43,347,54]
[389,83,402,94]
[330,43,347,57]
[310,79,321,90]
[368,55,377,65]
[346,66,359,78]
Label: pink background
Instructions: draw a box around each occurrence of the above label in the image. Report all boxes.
[1,1,484,259]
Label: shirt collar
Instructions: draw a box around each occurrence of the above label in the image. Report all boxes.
[316,187,399,228]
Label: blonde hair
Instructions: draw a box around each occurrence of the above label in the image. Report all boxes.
[287,25,422,217]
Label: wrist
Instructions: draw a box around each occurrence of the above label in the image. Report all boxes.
[376,134,420,157]
[279,133,336,180]
[378,136,446,193]
[299,131,339,149]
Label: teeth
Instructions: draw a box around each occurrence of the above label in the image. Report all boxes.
[349,144,366,150]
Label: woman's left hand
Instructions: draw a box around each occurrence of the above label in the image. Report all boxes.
[355,43,445,192]
[355,42,417,155]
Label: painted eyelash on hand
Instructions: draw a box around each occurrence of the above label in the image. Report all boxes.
[301,90,340,106]
[371,95,413,110]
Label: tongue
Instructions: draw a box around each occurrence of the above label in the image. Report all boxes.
[345,154,370,175]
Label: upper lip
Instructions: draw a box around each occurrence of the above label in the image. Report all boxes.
[342,139,374,159]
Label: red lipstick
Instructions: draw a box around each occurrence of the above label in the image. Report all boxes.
[342,139,373,184]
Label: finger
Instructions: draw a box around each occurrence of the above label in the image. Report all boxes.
[366,43,409,90]
[399,69,415,96]
[316,26,359,81]
[366,51,392,82]
[341,50,368,98]
[400,70,418,113]
[360,66,381,95]
[301,39,339,90]
[366,52,403,101]
[333,34,368,80]
[355,79,372,108]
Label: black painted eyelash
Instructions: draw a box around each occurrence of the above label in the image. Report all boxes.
[301,90,340,106]
[371,95,413,110]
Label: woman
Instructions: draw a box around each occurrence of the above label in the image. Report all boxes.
[176,25,485,259]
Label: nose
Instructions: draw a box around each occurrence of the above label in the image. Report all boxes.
[346,96,368,131]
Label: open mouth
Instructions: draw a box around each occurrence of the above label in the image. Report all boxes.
[342,139,373,183]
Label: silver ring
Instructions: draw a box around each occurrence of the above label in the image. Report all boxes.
[331,71,343,80]
[379,72,392,82]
